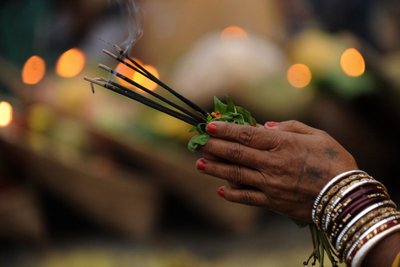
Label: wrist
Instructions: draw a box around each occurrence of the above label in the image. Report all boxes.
[311,170,400,267]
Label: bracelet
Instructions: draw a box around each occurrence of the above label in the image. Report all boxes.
[328,185,389,233]
[335,200,396,250]
[310,169,399,267]
[329,192,391,243]
[322,178,378,231]
[335,207,395,258]
[314,173,370,229]
[312,170,366,226]
[347,215,400,266]
[342,212,400,261]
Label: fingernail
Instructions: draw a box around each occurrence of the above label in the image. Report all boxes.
[265,121,280,127]
[217,187,225,197]
[196,159,206,170]
[206,123,217,134]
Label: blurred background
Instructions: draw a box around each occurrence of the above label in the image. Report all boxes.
[0,0,400,266]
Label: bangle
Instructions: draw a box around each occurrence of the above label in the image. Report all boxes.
[335,200,396,250]
[329,185,389,232]
[315,173,370,229]
[322,178,378,231]
[343,212,400,261]
[347,215,400,267]
[312,170,367,226]
[329,192,390,243]
[336,205,396,255]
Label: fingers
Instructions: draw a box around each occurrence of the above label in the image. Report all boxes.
[206,122,282,150]
[201,138,274,169]
[218,185,269,207]
[196,157,263,187]
[264,120,318,135]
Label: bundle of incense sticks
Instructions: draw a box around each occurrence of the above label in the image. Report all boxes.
[84,45,208,126]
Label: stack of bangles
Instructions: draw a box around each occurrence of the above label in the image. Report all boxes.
[311,170,400,267]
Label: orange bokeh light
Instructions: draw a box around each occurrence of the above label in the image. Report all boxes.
[220,25,247,40]
[340,48,365,77]
[21,55,46,85]
[132,65,159,91]
[287,63,312,88]
[56,48,86,78]
[0,101,13,127]
[115,58,144,88]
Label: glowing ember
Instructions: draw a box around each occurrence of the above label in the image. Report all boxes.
[132,64,159,91]
[287,63,312,88]
[220,26,247,40]
[56,48,86,78]
[0,101,13,127]
[340,48,365,77]
[22,55,46,85]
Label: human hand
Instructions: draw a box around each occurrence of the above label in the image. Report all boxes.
[195,120,358,222]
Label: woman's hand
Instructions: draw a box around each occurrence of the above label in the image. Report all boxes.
[195,120,358,222]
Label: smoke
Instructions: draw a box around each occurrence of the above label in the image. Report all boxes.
[112,0,143,54]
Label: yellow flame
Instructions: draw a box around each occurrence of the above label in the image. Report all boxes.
[56,48,86,78]
[0,101,13,127]
[340,48,365,77]
[132,64,159,91]
[220,26,247,40]
[21,55,46,85]
[287,63,312,88]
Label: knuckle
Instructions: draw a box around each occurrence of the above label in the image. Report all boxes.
[238,127,255,146]
[242,191,253,204]
[229,165,244,184]
[229,143,244,162]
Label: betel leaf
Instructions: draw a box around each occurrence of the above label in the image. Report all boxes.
[187,133,209,152]
[213,96,228,114]
[225,96,235,113]
[187,96,257,152]
[236,106,257,125]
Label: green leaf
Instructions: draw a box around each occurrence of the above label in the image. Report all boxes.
[187,133,210,152]
[225,96,235,113]
[236,106,257,125]
[213,96,228,114]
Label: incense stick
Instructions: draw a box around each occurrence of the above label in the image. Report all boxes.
[84,77,199,126]
[113,45,208,116]
[98,61,205,123]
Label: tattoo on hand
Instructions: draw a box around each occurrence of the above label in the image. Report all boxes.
[306,167,323,183]
[325,148,339,160]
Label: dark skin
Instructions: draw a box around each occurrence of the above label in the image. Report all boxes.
[196,120,400,267]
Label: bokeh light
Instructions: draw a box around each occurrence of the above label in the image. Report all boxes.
[115,58,143,88]
[21,55,46,85]
[340,48,365,77]
[220,25,247,40]
[132,65,159,91]
[287,63,312,88]
[0,101,13,127]
[56,48,86,78]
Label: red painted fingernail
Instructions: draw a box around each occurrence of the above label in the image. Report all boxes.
[217,187,225,197]
[206,123,217,134]
[265,121,280,127]
[196,159,206,170]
